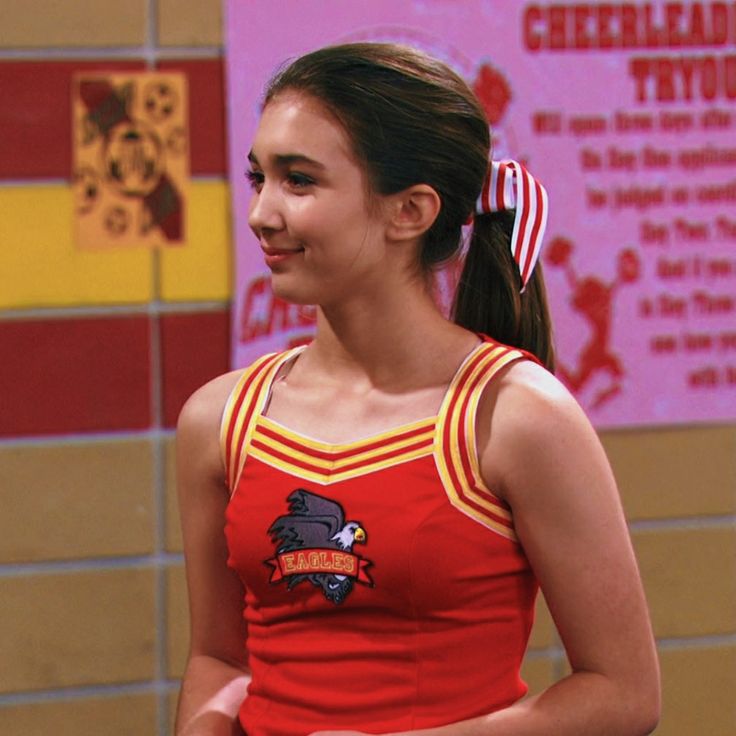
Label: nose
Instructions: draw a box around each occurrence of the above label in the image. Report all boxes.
[248,181,284,235]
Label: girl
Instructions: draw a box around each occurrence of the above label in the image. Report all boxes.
[175,43,660,736]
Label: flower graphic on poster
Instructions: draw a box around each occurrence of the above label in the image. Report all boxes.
[72,72,189,248]
[472,62,512,125]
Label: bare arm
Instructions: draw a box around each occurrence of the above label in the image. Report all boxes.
[174,374,250,736]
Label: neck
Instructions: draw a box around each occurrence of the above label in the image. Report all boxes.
[304,275,478,391]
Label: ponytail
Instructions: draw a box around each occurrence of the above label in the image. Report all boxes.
[452,211,556,372]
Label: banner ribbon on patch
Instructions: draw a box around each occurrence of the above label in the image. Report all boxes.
[265,548,373,585]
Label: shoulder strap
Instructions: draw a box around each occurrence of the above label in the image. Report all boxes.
[434,338,530,541]
[219,347,304,494]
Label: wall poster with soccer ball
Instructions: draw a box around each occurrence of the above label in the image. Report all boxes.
[225,0,736,429]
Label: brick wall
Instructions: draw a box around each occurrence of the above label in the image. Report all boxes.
[0,2,227,734]
[0,2,734,735]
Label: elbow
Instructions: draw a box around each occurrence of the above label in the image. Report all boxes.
[624,668,661,735]
[633,699,661,736]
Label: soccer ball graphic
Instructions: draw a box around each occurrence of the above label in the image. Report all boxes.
[143,81,179,122]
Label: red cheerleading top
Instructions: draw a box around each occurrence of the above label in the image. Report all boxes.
[221,338,539,736]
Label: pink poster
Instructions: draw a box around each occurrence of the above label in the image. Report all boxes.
[225,1,736,428]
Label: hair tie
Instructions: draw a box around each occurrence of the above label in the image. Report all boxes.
[475,160,549,291]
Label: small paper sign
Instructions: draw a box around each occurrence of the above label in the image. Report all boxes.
[72,72,189,248]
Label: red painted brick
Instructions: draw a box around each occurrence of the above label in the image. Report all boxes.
[160,310,230,428]
[0,61,144,180]
[0,316,151,437]
[157,58,226,175]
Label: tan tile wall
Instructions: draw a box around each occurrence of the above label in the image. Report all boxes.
[0,0,147,47]
[601,425,736,519]
[157,0,222,47]
[0,441,155,562]
[0,569,156,692]
[0,2,221,732]
[0,694,158,736]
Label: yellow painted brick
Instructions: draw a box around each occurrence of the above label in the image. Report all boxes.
[165,436,184,552]
[520,655,556,696]
[167,565,189,679]
[0,441,154,563]
[0,0,147,47]
[159,180,232,302]
[528,593,556,650]
[633,527,736,638]
[600,425,736,520]
[0,694,157,736]
[657,645,736,736]
[157,0,222,46]
[0,569,155,691]
[0,186,153,308]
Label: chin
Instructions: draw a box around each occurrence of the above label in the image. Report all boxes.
[269,273,319,306]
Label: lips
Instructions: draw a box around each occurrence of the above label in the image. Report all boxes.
[261,246,303,256]
[262,245,304,267]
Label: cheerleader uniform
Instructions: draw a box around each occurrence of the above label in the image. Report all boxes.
[221,337,539,736]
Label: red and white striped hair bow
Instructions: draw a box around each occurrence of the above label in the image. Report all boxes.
[475,159,549,291]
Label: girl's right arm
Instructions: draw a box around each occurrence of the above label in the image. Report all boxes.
[174,374,250,736]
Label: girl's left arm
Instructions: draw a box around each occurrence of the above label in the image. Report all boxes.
[314,361,661,736]
[426,361,660,735]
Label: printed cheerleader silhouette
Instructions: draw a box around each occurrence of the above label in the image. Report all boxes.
[545,237,641,410]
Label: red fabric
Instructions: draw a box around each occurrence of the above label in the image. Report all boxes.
[223,341,538,735]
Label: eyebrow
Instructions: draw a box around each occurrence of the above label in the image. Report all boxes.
[247,150,326,170]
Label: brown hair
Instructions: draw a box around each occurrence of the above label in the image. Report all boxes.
[265,43,555,370]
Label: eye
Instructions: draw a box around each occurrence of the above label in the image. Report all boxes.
[245,169,264,192]
[287,172,315,189]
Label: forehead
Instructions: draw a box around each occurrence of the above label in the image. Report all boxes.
[252,93,356,166]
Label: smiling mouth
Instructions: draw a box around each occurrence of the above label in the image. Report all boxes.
[262,246,304,266]
[261,247,304,256]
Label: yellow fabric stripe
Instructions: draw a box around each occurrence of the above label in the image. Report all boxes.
[231,347,306,493]
[257,415,437,453]
[252,426,435,470]
[446,348,513,521]
[433,446,517,541]
[463,350,525,491]
[249,443,433,485]
[220,352,279,489]
[433,343,521,538]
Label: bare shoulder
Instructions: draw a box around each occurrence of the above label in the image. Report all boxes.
[176,369,247,485]
[479,358,609,503]
[177,369,245,436]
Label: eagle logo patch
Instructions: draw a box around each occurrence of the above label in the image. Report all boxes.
[264,489,374,605]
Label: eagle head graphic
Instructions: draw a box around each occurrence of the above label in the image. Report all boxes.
[266,489,372,605]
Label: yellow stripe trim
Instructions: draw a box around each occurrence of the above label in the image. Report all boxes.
[446,348,513,521]
[219,352,278,486]
[252,426,435,470]
[463,350,524,492]
[257,414,437,453]
[231,346,306,493]
[433,448,517,540]
[433,342,520,539]
[249,443,433,485]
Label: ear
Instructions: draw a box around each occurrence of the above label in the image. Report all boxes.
[385,184,441,243]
